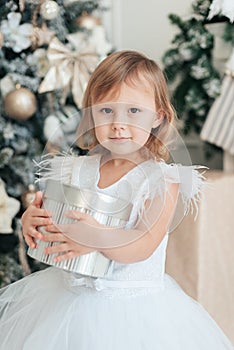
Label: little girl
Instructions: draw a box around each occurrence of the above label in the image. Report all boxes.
[0,50,233,350]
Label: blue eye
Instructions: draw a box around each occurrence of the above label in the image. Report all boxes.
[129,108,140,114]
[101,108,113,114]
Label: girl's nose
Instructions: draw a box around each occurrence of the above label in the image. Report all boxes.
[111,122,126,130]
[111,112,127,130]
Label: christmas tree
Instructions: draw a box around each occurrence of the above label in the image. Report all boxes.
[162,0,234,137]
[0,0,112,287]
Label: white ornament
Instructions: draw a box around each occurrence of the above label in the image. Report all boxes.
[40,0,60,20]
[89,25,112,56]
[0,12,34,52]
[66,31,88,51]
[0,179,20,234]
[57,105,81,133]
[222,0,234,21]
[67,26,112,58]
[208,0,234,22]
[26,48,49,78]
[0,75,15,97]
[44,115,64,146]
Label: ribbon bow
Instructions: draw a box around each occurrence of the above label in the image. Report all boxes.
[38,37,99,108]
[67,275,105,291]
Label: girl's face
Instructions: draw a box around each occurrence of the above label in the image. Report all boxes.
[92,82,162,156]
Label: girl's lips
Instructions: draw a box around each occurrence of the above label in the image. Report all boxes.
[109,137,131,143]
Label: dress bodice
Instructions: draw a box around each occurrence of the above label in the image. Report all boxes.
[69,154,170,284]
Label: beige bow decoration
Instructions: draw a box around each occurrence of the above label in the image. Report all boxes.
[38,37,99,108]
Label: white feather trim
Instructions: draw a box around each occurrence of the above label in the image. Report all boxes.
[34,153,78,187]
[153,162,209,221]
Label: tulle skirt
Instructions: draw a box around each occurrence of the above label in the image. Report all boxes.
[0,267,233,350]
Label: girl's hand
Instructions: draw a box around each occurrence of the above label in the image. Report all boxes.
[65,210,103,228]
[21,191,52,249]
[42,214,96,262]
[43,234,95,262]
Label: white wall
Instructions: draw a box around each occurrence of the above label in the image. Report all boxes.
[110,0,193,65]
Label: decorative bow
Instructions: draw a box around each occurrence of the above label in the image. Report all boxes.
[66,275,105,291]
[38,37,99,108]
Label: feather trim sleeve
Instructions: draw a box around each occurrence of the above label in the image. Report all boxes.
[141,162,207,226]
[34,153,79,188]
[124,161,208,230]
[178,164,208,219]
[157,162,209,221]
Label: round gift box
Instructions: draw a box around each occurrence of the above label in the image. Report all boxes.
[28,180,132,277]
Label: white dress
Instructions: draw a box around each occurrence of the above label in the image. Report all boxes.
[0,154,233,350]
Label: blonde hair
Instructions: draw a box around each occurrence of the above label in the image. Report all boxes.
[79,50,176,160]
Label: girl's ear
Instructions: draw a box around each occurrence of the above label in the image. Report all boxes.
[152,109,165,129]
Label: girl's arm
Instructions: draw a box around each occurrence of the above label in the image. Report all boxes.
[43,183,179,264]
[100,183,179,263]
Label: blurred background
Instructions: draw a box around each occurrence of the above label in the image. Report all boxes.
[0,0,233,342]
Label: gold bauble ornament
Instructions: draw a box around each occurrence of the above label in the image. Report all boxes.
[21,184,36,209]
[76,12,101,30]
[40,0,60,20]
[4,87,37,120]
